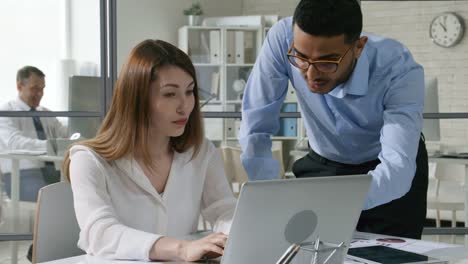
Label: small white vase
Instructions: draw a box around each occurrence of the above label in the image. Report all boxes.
[187,15,203,26]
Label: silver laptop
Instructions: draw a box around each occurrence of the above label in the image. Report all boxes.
[221,174,372,264]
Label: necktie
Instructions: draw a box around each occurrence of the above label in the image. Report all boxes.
[31,108,47,140]
[30,108,60,183]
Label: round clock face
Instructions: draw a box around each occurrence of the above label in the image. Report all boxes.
[430,12,465,48]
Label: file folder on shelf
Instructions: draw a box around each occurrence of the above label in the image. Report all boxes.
[209,30,220,64]
[235,31,245,64]
[210,71,220,97]
[226,31,235,63]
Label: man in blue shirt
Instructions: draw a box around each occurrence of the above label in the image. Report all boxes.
[239,0,428,239]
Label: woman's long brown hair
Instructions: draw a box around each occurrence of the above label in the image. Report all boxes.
[63,39,203,181]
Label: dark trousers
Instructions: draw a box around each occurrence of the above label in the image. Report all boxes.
[3,168,60,202]
[292,136,428,239]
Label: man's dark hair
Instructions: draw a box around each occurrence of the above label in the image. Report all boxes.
[16,65,45,84]
[293,0,362,44]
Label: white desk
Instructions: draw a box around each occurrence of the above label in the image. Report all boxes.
[0,152,64,264]
[37,232,468,264]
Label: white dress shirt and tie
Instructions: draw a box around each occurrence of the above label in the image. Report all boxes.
[0,97,67,201]
[239,17,428,239]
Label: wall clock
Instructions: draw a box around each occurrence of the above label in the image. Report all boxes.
[429,12,465,48]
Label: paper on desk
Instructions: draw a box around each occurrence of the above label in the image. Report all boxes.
[8,149,46,155]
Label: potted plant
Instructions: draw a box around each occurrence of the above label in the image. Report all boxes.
[183,2,203,26]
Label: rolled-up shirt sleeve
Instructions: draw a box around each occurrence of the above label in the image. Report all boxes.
[239,20,291,181]
[365,60,424,210]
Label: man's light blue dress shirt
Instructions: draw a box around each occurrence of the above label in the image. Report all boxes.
[239,17,425,210]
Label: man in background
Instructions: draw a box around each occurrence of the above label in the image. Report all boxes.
[0,65,68,262]
[0,65,67,202]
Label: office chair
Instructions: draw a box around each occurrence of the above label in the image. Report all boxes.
[220,144,285,196]
[427,162,465,243]
[32,182,84,263]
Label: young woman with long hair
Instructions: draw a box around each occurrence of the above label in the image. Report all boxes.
[63,39,236,261]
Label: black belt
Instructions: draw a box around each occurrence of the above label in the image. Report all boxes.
[307,149,381,169]
[307,134,425,169]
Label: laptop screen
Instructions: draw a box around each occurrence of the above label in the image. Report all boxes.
[222,175,372,264]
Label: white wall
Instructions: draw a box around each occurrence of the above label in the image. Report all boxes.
[56,0,101,112]
[0,0,241,109]
[70,0,101,76]
[241,0,468,147]
[0,0,62,109]
[361,1,468,146]
[242,0,298,16]
[0,0,101,111]
[116,0,244,72]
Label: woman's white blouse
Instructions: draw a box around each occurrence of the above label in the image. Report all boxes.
[69,139,236,261]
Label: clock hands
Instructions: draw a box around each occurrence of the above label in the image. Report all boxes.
[439,22,447,32]
[439,16,448,32]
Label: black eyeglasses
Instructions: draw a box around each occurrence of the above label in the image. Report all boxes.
[287,41,353,73]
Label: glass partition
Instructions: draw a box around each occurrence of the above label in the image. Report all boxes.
[0,0,108,261]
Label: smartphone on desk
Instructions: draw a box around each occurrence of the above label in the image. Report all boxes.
[347,246,448,264]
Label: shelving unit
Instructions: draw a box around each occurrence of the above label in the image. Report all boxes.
[178,24,303,147]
